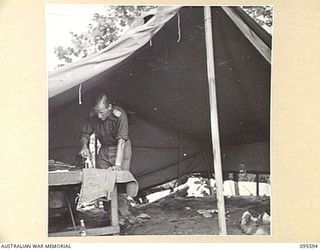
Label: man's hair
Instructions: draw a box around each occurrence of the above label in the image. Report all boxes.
[93,92,110,109]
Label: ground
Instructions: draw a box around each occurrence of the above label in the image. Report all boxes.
[49,195,270,235]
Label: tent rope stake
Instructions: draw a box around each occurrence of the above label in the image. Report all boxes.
[203,6,227,235]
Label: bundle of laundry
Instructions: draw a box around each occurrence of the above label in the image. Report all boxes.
[48,159,76,171]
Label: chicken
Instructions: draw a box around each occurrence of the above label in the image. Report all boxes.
[240,210,271,235]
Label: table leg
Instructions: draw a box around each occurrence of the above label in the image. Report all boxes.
[65,191,77,230]
[110,185,119,227]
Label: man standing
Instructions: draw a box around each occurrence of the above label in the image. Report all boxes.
[79,93,132,223]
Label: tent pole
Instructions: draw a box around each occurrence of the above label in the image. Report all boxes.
[203,6,227,235]
[176,130,183,197]
[94,134,98,168]
[256,173,260,196]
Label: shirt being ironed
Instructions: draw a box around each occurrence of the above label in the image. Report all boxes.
[80,106,129,146]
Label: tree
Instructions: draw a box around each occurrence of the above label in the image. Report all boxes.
[54,6,157,68]
[241,6,273,32]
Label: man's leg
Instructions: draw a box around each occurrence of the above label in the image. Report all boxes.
[118,192,130,217]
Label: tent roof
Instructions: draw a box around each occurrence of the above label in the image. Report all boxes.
[49,6,271,145]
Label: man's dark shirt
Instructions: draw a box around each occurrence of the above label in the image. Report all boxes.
[81,106,129,146]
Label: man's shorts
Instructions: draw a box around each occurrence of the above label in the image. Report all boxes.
[96,139,132,170]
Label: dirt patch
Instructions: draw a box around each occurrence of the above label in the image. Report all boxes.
[123,195,270,235]
[49,195,270,235]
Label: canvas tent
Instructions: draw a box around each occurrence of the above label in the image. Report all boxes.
[48,6,271,191]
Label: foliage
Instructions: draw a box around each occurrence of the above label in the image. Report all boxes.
[54,6,157,68]
[241,6,273,29]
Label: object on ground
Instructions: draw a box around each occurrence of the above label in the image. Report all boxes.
[196,209,218,218]
[240,210,270,235]
[137,213,151,219]
[196,209,231,218]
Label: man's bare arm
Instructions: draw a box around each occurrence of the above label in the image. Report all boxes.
[79,137,90,158]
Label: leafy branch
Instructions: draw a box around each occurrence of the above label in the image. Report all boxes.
[54,6,157,68]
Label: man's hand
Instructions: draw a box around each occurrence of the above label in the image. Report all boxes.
[111,165,121,171]
[79,147,90,158]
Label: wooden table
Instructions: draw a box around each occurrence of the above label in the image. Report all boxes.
[48,170,120,237]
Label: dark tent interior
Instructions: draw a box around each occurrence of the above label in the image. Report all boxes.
[49,6,271,191]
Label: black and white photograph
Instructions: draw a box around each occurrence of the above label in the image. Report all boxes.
[47,5,272,236]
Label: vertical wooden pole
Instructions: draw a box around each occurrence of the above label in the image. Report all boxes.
[176,130,183,196]
[234,172,240,196]
[256,174,260,196]
[94,135,98,168]
[204,6,227,235]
